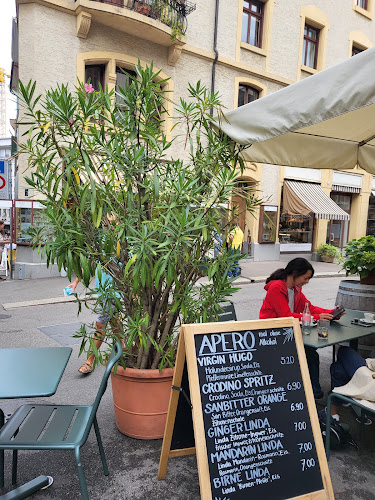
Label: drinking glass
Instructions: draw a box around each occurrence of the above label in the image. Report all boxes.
[318,319,329,339]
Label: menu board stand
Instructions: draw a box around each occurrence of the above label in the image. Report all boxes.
[158,318,334,500]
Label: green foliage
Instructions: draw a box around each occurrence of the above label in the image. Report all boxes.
[16,62,261,370]
[342,235,375,279]
[316,244,340,259]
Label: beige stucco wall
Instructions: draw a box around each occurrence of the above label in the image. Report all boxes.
[16,0,375,248]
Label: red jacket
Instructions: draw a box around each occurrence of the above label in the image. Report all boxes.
[259,279,333,320]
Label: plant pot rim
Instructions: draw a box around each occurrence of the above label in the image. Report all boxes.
[112,365,174,379]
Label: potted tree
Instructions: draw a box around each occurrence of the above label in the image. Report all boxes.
[16,63,261,439]
[316,243,341,263]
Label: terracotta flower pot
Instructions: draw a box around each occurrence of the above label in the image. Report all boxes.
[111,365,174,439]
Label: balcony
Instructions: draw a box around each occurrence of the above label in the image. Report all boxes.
[75,0,196,53]
[94,0,196,35]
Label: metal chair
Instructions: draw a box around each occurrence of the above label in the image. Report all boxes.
[0,342,123,500]
[325,391,374,460]
[217,302,237,322]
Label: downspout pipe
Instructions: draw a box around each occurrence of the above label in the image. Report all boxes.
[210,0,219,117]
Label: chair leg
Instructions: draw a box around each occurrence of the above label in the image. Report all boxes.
[93,417,108,476]
[360,408,365,443]
[74,447,89,500]
[11,450,18,485]
[325,395,331,460]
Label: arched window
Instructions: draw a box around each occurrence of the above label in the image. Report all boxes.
[238,85,259,107]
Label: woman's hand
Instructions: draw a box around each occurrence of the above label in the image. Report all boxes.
[332,305,346,320]
[319,312,333,320]
[69,277,79,292]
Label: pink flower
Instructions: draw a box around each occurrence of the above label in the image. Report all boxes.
[84,83,95,93]
[69,119,73,126]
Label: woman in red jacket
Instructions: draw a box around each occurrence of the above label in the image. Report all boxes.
[260,258,341,399]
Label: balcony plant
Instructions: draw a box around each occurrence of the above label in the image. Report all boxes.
[316,243,340,263]
[341,235,375,284]
[16,62,260,437]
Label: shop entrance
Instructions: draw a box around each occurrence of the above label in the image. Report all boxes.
[327,193,351,249]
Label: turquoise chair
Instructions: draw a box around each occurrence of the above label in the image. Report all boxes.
[217,302,237,322]
[0,342,122,500]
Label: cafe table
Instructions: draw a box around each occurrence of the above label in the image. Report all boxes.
[0,346,72,499]
[303,309,375,360]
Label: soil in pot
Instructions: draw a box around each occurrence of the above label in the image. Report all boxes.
[111,366,174,439]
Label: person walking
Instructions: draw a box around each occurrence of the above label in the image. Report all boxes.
[227,222,244,277]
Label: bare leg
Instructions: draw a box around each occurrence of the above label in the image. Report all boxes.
[79,321,106,374]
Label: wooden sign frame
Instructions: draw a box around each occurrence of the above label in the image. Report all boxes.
[159,318,334,500]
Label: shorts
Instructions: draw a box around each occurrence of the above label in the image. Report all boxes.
[97,300,115,324]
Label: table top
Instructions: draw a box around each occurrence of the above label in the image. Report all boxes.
[303,309,375,349]
[0,347,72,399]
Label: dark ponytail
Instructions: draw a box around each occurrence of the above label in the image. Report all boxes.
[266,258,314,284]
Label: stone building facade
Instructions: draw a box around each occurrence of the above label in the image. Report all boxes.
[11,0,375,263]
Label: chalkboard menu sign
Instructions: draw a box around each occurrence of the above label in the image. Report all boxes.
[159,318,333,500]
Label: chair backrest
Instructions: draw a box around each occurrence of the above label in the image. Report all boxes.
[218,302,237,322]
[92,342,123,413]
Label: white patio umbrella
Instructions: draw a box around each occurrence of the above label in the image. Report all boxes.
[219,47,375,174]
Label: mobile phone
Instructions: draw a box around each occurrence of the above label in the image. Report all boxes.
[351,318,372,327]
[331,306,345,320]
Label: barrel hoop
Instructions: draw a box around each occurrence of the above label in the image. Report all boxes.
[337,289,375,297]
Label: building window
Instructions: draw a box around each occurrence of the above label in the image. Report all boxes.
[302,24,319,69]
[115,66,137,107]
[241,1,264,48]
[238,85,259,107]
[352,44,364,56]
[356,0,368,8]
[85,65,105,91]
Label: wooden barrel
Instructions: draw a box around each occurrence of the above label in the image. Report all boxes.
[336,280,375,356]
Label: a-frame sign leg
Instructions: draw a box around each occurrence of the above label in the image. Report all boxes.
[158,329,195,479]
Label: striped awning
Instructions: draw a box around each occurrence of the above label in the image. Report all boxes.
[332,184,361,194]
[283,180,350,221]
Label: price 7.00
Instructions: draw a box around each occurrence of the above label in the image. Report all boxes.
[298,441,313,453]
[300,458,315,471]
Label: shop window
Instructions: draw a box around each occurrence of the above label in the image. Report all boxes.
[238,85,259,107]
[241,1,264,48]
[16,206,32,243]
[85,64,105,90]
[15,202,47,244]
[302,24,319,69]
[258,205,278,243]
[279,214,314,244]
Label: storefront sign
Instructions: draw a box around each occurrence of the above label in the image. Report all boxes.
[159,318,333,499]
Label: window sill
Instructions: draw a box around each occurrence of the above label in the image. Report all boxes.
[240,42,267,57]
[353,5,373,20]
[300,64,317,75]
